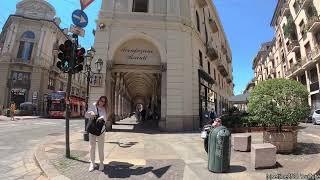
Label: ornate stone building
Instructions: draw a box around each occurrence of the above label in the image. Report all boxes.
[253,0,320,111]
[0,0,87,114]
[90,0,234,131]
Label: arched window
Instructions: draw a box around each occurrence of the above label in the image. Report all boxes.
[17,31,35,62]
[196,11,200,32]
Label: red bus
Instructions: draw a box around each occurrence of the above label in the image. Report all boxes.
[48,91,85,118]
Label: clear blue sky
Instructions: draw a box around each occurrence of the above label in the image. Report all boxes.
[0,0,277,95]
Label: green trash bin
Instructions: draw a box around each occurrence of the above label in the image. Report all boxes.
[208,126,231,173]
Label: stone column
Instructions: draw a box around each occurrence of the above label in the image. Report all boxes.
[114,73,120,118]
[105,60,113,114]
[160,63,167,130]
[305,70,311,106]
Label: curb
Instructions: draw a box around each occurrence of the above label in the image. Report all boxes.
[34,138,70,180]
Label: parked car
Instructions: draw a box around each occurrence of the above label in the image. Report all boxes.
[312,109,320,125]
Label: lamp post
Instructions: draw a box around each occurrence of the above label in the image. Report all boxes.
[83,47,95,141]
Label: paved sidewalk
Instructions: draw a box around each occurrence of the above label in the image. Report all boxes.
[35,117,320,180]
[0,115,41,121]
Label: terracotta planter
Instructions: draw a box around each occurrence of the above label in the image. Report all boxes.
[263,130,298,153]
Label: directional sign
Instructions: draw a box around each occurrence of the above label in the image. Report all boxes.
[80,0,94,10]
[70,24,85,37]
[72,10,88,28]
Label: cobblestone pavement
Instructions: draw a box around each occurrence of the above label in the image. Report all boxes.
[36,117,320,180]
[0,116,83,180]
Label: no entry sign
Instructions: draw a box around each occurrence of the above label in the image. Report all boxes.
[80,0,94,10]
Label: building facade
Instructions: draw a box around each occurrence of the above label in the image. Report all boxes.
[0,0,87,114]
[253,0,320,111]
[90,0,234,131]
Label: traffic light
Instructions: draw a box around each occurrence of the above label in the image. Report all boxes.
[73,47,85,73]
[56,40,73,72]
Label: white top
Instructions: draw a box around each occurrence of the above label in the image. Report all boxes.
[85,102,108,121]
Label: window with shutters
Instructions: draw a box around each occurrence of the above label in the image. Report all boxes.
[132,0,148,13]
[17,31,35,63]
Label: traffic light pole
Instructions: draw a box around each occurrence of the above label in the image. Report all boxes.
[65,34,79,158]
[65,71,72,158]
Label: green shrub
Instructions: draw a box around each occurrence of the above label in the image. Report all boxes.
[248,79,309,132]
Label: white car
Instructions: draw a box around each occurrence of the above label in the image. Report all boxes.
[312,109,320,125]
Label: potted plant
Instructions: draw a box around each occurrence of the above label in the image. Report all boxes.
[248,79,309,153]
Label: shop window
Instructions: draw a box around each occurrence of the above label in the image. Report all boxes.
[17,31,35,62]
[132,0,148,13]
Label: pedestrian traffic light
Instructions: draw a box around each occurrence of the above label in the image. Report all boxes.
[73,47,85,73]
[56,40,73,72]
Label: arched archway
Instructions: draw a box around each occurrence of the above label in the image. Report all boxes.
[110,38,162,127]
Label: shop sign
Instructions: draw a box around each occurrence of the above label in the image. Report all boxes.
[114,39,161,65]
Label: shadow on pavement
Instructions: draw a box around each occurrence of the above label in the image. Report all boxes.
[106,141,139,148]
[292,143,320,155]
[103,161,171,179]
[228,165,247,173]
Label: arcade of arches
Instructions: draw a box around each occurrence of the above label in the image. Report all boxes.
[104,39,164,126]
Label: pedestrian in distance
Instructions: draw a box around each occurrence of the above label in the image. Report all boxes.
[85,96,109,172]
[10,102,16,121]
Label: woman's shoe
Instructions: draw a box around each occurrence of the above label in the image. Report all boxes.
[99,163,104,171]
[89,163,96,172]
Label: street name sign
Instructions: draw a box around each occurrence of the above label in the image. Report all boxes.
[70,24,85,37]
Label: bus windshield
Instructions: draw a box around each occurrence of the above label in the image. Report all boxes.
[50,103,64,111]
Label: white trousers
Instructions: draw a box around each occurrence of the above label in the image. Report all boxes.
[89,133,105,164]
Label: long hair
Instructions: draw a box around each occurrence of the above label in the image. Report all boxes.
[96,96,108,113]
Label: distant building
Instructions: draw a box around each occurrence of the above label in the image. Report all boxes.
[0,0,87,114]
[253,0,320,111]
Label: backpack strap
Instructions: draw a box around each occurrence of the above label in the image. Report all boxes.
[96,105,100,117]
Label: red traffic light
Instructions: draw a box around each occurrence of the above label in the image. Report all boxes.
[76,48,86,56]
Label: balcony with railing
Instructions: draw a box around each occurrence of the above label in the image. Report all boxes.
[217,60,228,77]
[227,76,232,84]
[281,2,290,17]
[310,81,319,92]
[197,0,207,8]
[306,15,320,33]
[208,18,219,33]
[301,0,313,10]
[306,46,320,61]
[226,55,231,63]
[221,44,227,54]
[287,40,300,54]
[207,44,218,61]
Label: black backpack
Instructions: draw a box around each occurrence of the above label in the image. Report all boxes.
[86,106,105,136]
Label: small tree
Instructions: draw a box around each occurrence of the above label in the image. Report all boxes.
[248,79,309,132]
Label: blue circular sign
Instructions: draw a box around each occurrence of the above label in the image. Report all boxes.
[72,9,88,28]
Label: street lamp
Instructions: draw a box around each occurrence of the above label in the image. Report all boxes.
[95,58,103,73]
[83,47,96,141]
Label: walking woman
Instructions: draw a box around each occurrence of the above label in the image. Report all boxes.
[10,102,16,121]
[85,96,109,172]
